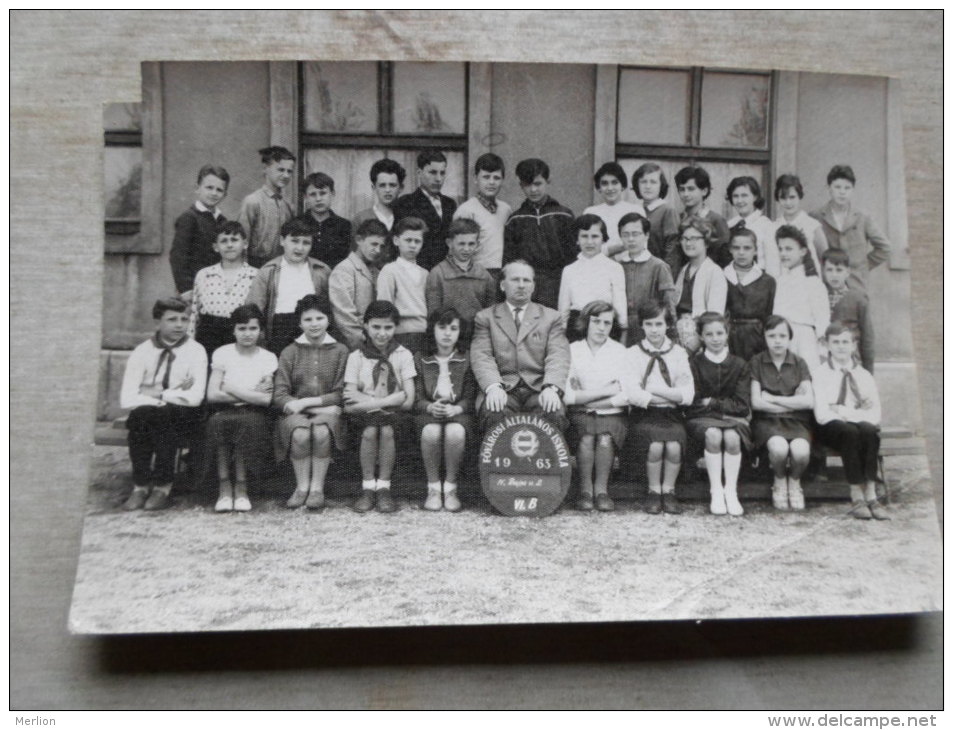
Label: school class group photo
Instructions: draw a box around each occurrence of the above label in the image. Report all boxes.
[123,138,891,522]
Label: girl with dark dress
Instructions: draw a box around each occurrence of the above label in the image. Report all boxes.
[686,313,752,516]
[414,306,476,513]
[749,315,815,513]
[723,228,776,362]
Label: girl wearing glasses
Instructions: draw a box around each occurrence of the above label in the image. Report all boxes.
[672,216,728,353]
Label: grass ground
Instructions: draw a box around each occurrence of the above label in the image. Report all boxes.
[69,446,942,633]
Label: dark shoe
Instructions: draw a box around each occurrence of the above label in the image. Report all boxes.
[849,500,872,520]
[575,492,595,511]
[644,492,662,514]
[594,493,615,512]
[867,499,891,521]
[661,492,682,515]
[123,487,150,511]
[143,488,171,511]
[352,489,376,513]
[286,489,308,509]
[305,490,325,511]
[376,489,397,513]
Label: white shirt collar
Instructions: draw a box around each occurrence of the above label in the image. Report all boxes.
[505,300,528,318]
[395,256,418,271]
[281,257,309,271]
[641,337,672,353]
[629,249,652,263]
[295,332,337,345]
[780,264,806,278]
[643,198,664,212]
[704,348,729,364]
[194,200,221,218]
[723,262,764,285]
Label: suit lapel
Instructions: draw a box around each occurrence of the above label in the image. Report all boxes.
[493,303,518,344]
[517,302,541,343]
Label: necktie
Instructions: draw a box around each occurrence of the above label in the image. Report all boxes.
[836,367,863,408]
[513,307,522,331]
[638,341,674,389]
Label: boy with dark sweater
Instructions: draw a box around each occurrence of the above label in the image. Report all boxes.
[425,218,497,325]
[169,164,229,300]
[503,158,576,309]
[291,172,352,271]
[822,248,875,372]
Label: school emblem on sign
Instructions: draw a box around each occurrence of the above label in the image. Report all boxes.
[510,429,540,458]
[479,414,572,517]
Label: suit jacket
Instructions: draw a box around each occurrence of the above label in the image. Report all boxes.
[470,302,571,400]
[393,187,457,270]
[810,202,890,291]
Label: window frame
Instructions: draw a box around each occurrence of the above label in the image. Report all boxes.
[615,65,776,165]
[103,127,143,236]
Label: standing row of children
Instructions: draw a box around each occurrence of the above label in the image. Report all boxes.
[123,146,889,514]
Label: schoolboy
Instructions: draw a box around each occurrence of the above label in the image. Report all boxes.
[169,164,229,300]
[119,297,208,511]
[503,158,576,309]
[821,248,875,372]
[329,218,387,349]
[810,164,891,292]
[393,151,458,270]
[245,218,332,355]
[353,157,406,241]
[583,161,641,262]
[376,217,429,353]
[291,172,352,270]
[238,146,296,267]
[425,218,497,325]
[453,153,512,283]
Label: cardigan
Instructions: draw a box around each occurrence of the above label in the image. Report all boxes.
[245,256,332,338]
[413,350,476,413]
[673,256,728,317]
[272,334,349,410]
[328,252,380,350]
[810,201,890,291]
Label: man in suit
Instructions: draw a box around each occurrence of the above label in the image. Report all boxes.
[392,151,458,271]
[470,260,571,432]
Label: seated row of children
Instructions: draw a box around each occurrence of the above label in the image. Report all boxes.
[121,291,886,523]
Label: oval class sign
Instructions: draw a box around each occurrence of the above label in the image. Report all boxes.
[479,414,572,517]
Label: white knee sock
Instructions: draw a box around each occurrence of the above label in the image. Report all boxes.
[704,451,724,489]
[723,452,741,489]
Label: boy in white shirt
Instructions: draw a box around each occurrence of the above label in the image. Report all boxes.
[453,153,512,283]
[119,297,208,511]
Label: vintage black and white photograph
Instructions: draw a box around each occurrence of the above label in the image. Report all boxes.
[69,59,941,634]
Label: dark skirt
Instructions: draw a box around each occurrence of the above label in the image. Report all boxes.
[278,405,344,457]
[569,411,628,450]
[414,412,474,443]
[204,405,273,475]
[728,320,766,363]
[349,409,400,431]
[752,412,814,449]
[686,414,753,451]
[630,407,687,449]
